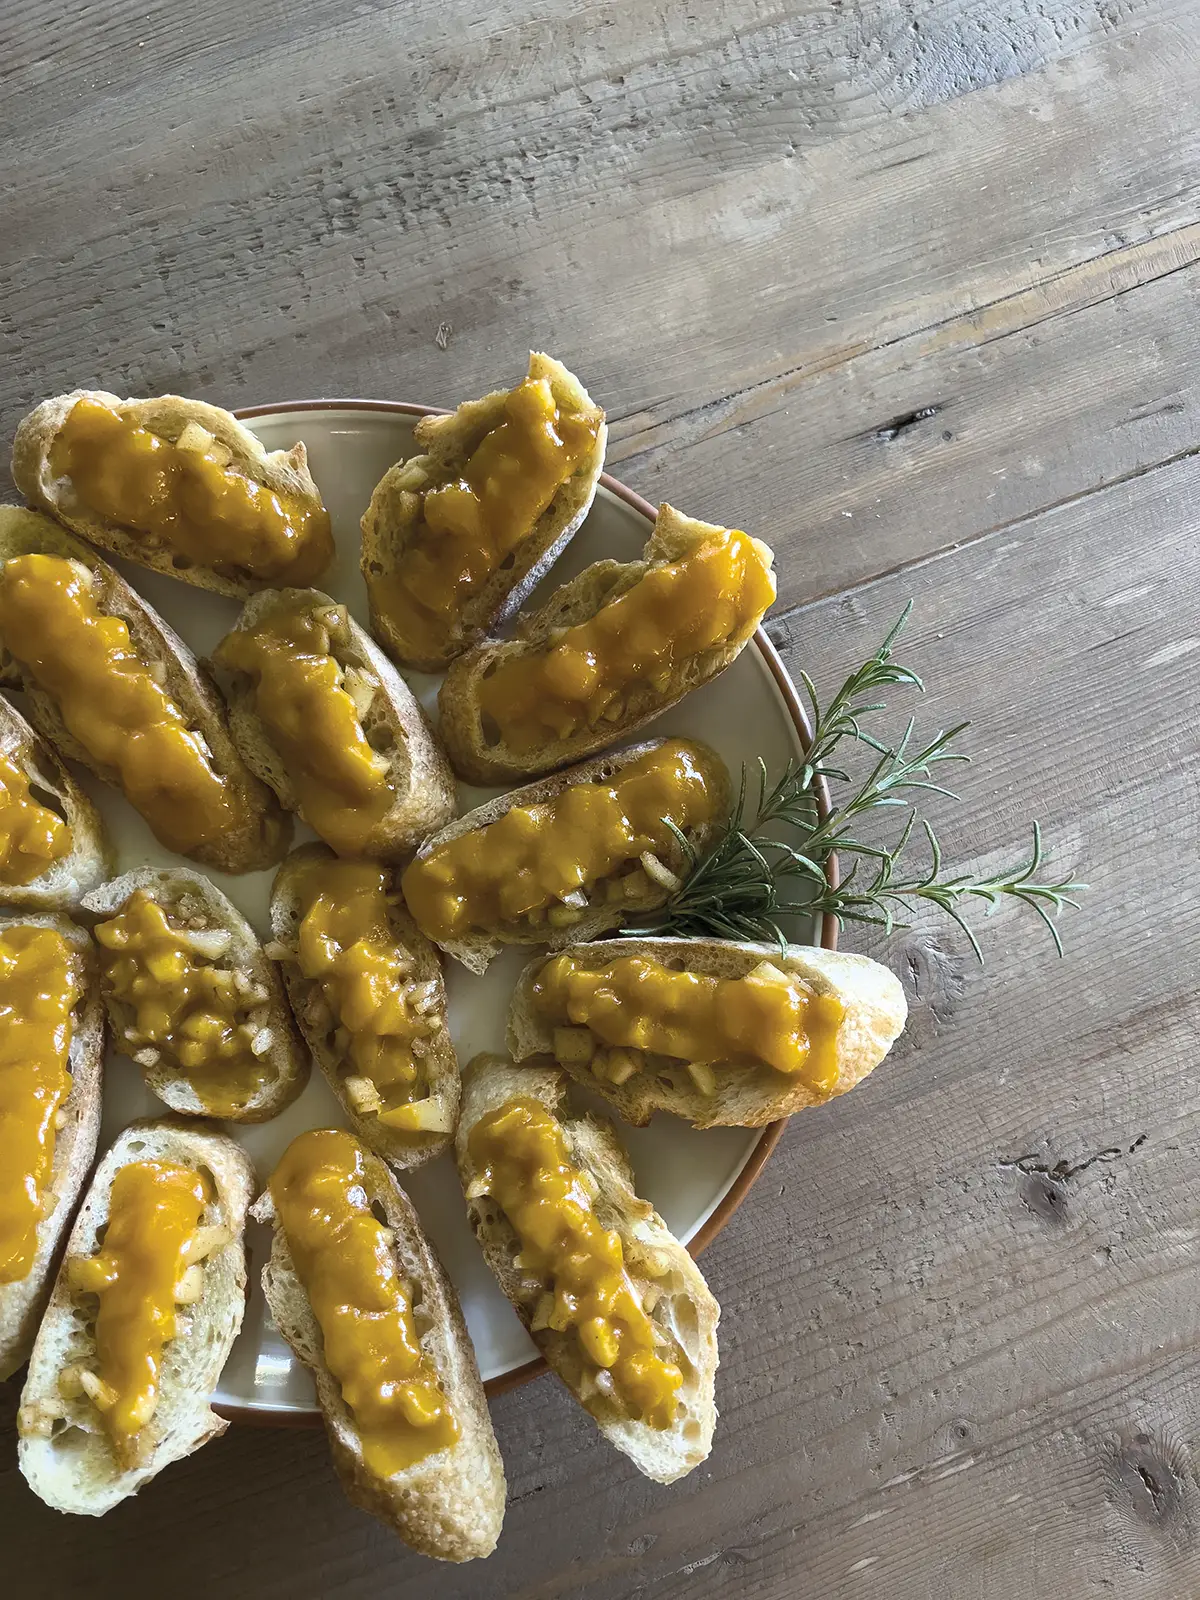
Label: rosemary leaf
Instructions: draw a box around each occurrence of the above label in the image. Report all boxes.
[631,609,1085,959]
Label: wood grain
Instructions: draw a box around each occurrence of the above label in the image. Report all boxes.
[2,0,1199,1595]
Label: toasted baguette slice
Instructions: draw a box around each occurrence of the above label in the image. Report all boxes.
[82,868,308,1123]
[438,504,775,784]
[0,508,290,873]
[457,1054,719,1483]
[509,937,907,1128]
[362,352,607,671]
[212,588,456,862]
[251,1137,506,1561]
[0,694,114,909]
[401,738,730,974]
[13,389,331,598]
[269,845,459,1168]
[17,1118,254,1515]
[0,914,104,1380]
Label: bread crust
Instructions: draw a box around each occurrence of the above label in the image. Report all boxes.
[251,1140,506,1561]
[402,738,730,974]
[361,352,607,671]
[0,507,290,873]
[270,844,459,1169]
[82,868,309,1124]
[0,693,114,909]
[0,913,104,1380]
[12,389,330,598]
[437,503,775,784]
[211,588,456,862]
[507,937,908,1128]
[17,1117,254,1515]
[456,1054,719,1483]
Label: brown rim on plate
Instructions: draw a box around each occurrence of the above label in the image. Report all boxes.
[219,399,839,1422]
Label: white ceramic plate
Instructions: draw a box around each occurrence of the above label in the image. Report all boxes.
[68,401,822,1419]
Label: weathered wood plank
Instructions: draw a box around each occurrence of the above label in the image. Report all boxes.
[0,11,1189,419]
[621,227,1200,611]
[1,10,1194,614]
[1,0,1172,151]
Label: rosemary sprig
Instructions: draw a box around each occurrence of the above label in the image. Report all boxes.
[631,606,1084,958]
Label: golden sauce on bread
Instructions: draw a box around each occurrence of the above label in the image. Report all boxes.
[468,1097,682,1428]
[534,953,845,1095]
[0,752,70,886]
[50,397,332,585]
[401,741,719,942]
[270,1129,457,1474]
[477,528,774,753]
[293,859,448,1134]
[93,891,269,1117]
[0,554,244,855]
[0,926,82,1284]
[214,600,391,855]
[69,1160,209,1464]
[370,375,601,662]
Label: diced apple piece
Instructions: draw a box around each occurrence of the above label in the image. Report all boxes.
[378,1097,454,1133]
[553,1026,595,1065]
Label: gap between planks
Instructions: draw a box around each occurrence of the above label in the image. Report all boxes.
[609,220,1200,465]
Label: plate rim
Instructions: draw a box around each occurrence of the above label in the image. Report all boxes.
[215,397,839,1423]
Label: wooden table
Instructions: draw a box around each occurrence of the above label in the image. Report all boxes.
[3,3,1198,1595]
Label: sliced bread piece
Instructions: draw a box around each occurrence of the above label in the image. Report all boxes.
[0,914,104,1379]
[0,507,290,873]
[269,845,459,1169]
[362,352,606,671]
[437,503,775,784]
[83,868,308,1123]
[17,1117,254,1515]
[0,693,113,910]
[211,587,456,862]
[401,737,730,974]
[508,936,908,1129]
[13,389,332,597]
[456,1053,719,1484]
[252,1130,506,1561]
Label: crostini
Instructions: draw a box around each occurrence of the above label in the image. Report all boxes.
[0,508,290,873]
[13,389,333,596]
[457,1054,719,1483]
[0,694,113,910]
[18,1118,254,1515]
[269,847,458,1168]
[437,503,775,784]
[0,914,104,1380]
[211,588,455,861]
[401,738,729,974]
[84,869,308,1123]
[362,352,606,671]
[508,937,908,1129]
[252,1128,506,1561]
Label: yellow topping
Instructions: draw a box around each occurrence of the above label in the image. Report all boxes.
[371,375,601,661]
[0,927,82,1285]
[50,397,333,585]
[402,741,718,942]
[468,1097,682,1428]
[0,554,244,855]
[478,528,775,754]
[270,1129,457,1475]
[94,891,268,1118]
[213,601,390,856]
[71,1159,208,1464]
[0,751,71,886]
[293,859,443,1133]
[533,954,845,1095]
